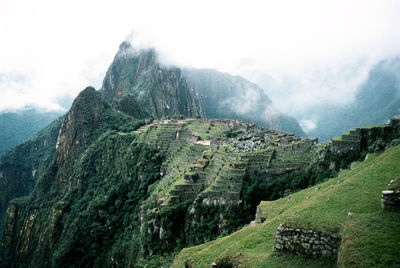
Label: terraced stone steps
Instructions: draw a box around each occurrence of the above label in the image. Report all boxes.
[331,118,400,153]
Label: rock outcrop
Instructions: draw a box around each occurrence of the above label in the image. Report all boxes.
[101,42,202,118]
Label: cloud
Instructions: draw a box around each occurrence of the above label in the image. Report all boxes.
[0,0,400,113]
[0,0,138,111]
[300,119,317,133]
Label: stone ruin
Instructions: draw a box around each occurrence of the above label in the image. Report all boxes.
[331,118,400,153]
[381,179,400,209]
[274,224,340,257]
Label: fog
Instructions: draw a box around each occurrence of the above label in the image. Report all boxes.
[1,0,400,117]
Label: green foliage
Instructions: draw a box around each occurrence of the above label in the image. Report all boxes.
[223,129,238,138]
[0,116,63,240]
[48,135,164,267]
[214,254,241,268]
[241,146,366,225]
[111,93,150,119]
[185,203,246,246]
[142,201,191,256]
[0,89,163,267]
[101,108,145,133]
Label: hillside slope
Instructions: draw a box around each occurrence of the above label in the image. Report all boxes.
[0,117,63,240]
[172,145,400,267]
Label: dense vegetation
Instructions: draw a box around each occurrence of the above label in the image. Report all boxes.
[0,87,167,267]
[0,116,63,240]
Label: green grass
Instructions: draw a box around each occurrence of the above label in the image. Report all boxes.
[357,124,389,129]
[184,122,224,139]
[171,145,400,267]
[338,211,400,267]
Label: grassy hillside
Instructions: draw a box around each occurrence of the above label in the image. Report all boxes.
[172,145,400,267]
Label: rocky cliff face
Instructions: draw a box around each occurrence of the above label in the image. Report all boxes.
[101,42,202,118]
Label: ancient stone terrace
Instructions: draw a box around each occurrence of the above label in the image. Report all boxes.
[331,118,400,153]
[139,119,318,209]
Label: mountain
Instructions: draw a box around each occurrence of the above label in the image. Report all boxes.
[101,41,202,119]
[1,41,399,267]
[0,116,62,241]
[0,85,314,266]
[101,41,305,136]
[0,109,63,155]
[1,81,399,266]
[305,58,400,141]
[184,68,306,136]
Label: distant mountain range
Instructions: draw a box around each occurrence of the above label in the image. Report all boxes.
[0,109,63,155]
[305,58,400,141]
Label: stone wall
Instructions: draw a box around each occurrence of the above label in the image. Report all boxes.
[381,179,400,209]
[331,118,400,153]
[274,224,340,257]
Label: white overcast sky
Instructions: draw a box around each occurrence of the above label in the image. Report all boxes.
[1,0,400,113]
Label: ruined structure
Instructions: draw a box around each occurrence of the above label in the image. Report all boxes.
[274,224,340,257]
[381,178,400,209]
[331,118,400,153]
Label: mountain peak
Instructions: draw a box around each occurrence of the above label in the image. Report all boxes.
[101,43,202,118]
[119,41,132,52]
[55,87,109,173]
